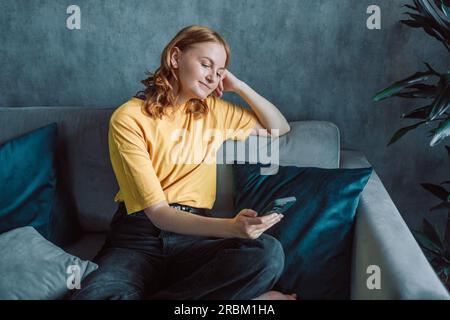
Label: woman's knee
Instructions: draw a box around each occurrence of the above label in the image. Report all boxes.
[261,234,284,270]
[245,234,285,279]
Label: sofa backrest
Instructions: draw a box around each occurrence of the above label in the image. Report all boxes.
[0,107,117,232]
[0,107,340,232]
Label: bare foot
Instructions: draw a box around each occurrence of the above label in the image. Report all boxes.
[252,290,298,300]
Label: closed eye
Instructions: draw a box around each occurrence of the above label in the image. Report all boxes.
[202,63,223,78]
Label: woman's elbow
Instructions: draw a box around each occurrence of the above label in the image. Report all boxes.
[143,200,169,229]
[284,124,291,135]
[270,125,291,137]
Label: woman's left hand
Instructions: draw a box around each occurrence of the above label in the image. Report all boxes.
[213,70,243,98]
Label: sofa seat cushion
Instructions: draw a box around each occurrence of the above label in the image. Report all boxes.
[64,232,107,261]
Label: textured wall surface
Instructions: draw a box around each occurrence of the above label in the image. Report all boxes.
[0,0,448,231]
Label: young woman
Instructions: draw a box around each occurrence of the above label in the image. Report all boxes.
[70,25,295,300]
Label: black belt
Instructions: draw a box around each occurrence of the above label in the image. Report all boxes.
[169,203,209,216]
[120,202,210,217]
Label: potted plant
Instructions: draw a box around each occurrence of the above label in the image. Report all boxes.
[373,0,450,290]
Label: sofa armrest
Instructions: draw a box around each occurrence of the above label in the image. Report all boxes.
[340,149,450,300]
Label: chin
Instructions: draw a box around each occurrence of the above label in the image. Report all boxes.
[195,90,209,99]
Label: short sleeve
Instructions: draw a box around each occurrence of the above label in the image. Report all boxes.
[108,112,166,214]
[214,96,258,141]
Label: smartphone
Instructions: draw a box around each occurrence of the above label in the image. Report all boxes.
[259,196,297,216]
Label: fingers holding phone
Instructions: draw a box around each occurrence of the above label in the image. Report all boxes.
[232,209,283,239]
[231,197,296,239]
[250,212,284,234]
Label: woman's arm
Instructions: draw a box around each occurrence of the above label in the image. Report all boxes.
[215,70,291,137]
[144,200,233,237]
[144,200,283,239]
[235,81,291,137]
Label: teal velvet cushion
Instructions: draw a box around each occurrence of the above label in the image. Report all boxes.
[0,123,58,237]
[0,123,81,246]
[233,162,373,299]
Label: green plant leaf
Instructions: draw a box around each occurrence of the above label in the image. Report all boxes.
[427,128,438,138]
[406,0,450,52]
[444,265,450,279]
[443,251,450,265]
[402,105,433,119]
[373,71,437,102]
[430,118,450,146]
[404,3,418,11]
[387,121,426,146]
[443,0,450,18]
[404,11,431,24]
[397,84,438,99]
[423,62,441,76]
[431,201,450,211]
[423,218,444,248]
[429,80,450,120]
[403,12,446,43]
[413,229,443,255]
[428,251,444,262]
[424,24,449,45]
[418,0,450,32]
[421,182,450,200]
[401,19,423,27]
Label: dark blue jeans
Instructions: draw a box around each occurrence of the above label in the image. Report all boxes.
[68,202,285,300]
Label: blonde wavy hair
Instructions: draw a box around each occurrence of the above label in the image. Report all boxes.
[136,25,231,120]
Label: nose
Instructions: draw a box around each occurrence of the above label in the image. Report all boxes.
[205,72,217,84]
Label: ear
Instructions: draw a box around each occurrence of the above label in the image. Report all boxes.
[170,46,181,69]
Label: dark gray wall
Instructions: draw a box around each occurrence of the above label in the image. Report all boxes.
[1,0,448,231]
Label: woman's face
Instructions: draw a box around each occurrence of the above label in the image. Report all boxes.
[170,42,227,103]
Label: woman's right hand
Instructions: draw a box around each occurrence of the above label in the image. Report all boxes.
[229,209,283,239]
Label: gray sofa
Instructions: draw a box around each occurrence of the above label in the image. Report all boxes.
[0,106,449,300]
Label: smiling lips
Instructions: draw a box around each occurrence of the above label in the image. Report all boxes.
[199,82,211,90]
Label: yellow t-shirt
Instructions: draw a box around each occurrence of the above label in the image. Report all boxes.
[108,95,258,214]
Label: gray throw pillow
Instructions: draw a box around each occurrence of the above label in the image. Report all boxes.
[0,226,98,300]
